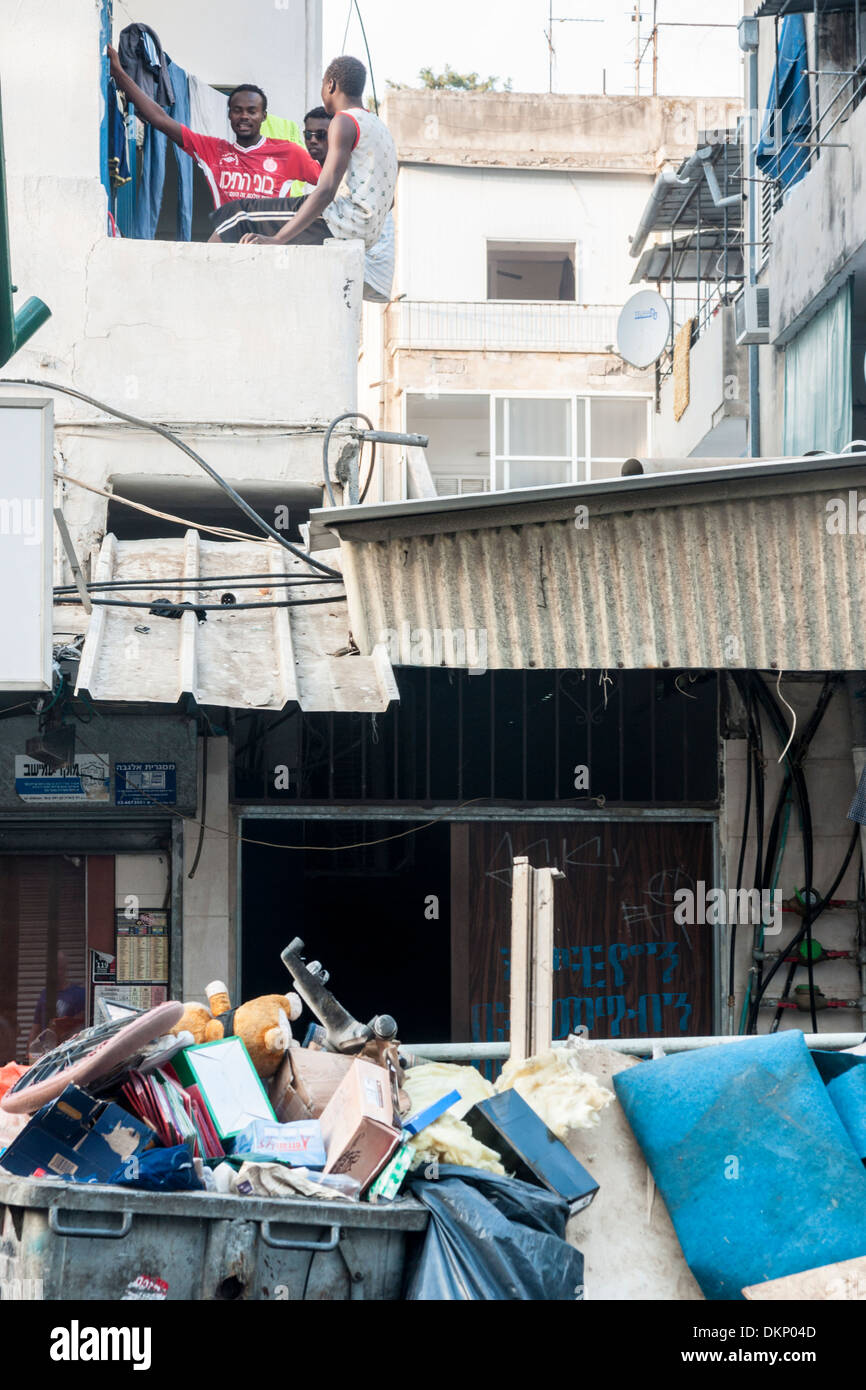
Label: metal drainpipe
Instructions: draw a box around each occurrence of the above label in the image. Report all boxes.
[845,675,866,1028]
[0,85,50,366]
[739,17,761,458]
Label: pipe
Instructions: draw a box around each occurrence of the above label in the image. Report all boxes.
[622,456,765,475]
[629,167,688,260]
[0,84,50,366]
[739,16,761,458]
[404,1031,866,1062]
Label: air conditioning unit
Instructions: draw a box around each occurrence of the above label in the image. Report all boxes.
[735,286,770,345]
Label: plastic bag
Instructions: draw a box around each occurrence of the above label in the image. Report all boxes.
[405,1166,584,1301]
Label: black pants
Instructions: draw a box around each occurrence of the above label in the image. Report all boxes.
[210,195,333,244]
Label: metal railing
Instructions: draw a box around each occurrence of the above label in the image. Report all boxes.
[387,299,622,353]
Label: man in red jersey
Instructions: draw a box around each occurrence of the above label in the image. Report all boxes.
[108,46,321,242]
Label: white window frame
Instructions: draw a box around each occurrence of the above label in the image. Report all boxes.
[403,389,654,497]
[485,237,580,304]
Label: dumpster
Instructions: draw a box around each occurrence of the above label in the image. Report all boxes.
[0,1173,428,1300]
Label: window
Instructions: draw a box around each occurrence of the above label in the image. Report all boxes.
[487,241,576,302]
[494,397,575,489]
[405,394,491,497]
[407,392,651,495]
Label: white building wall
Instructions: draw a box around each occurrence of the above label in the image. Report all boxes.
[120,0,322,125]
[0,0,361,563]
[397,164,653,306]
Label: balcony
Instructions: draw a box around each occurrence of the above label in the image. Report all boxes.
[387,300,622,354]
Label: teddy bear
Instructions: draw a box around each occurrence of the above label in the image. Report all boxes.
[169,982,303,1079]
[206,981,302,1079]
[169,1001,214,1045]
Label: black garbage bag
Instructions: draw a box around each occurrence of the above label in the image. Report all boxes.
[405,1165,584,1301]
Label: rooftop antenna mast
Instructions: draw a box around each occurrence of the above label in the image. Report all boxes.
[632,3,740,97]
[546,3,605,94]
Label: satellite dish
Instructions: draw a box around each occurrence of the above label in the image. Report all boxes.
[617,291,671,368]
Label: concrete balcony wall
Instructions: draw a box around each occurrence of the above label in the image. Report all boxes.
[655,305,748,459]
[0,0,354,564]
[767,94,866,344]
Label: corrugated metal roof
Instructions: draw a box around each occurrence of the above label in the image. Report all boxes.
[313,456,866,673]
[74,533,398,712]
[631,232,744,284]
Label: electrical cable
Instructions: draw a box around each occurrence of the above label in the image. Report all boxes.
[57,471,266,544]
[730,702,753,1002]
[748,673,817,1030]
[353,0,379,114]
[7,379,341,578]
[322,412,374,507]
[187,732,207,881]
[52,595,345,611]
[54,574,341,594]
[745,675,844,1031]
[757,824,860,1027]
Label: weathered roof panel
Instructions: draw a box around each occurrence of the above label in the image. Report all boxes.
[314,456,866,673]
[74,533,397,712]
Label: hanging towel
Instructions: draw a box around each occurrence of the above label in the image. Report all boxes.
[189,74,231,141]
[134,59,192,241]
[118,22,175,107]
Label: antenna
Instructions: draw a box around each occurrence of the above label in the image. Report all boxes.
[616,291,671,368]
[546,3,605,94]
[632,3,740,97]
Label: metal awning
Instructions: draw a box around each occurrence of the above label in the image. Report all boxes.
[310,456,866,674]
[755,0,856,16]
[630,137,744,260]
[71,532,398,712]
[631,232,744,284]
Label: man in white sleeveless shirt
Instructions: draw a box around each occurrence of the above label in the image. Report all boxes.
[239,56,397,250]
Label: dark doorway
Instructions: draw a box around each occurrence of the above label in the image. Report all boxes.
[241,819,452,1044]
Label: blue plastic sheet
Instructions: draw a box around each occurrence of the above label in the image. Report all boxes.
[405,1166,584,1301]
[812,1050,866,1160]
[614,1032,866,1300]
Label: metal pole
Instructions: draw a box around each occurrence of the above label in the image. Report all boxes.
[652,0,658,96]
[405,1032,866,1062]
[740,16,761,458]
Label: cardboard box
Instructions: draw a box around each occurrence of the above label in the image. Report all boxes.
[270,1047,354,1123]
[0,1084,154,1183]
[230,1118,327,1168]
[172,1036,276,1140]
[319,1058,401,1192]
[466,1090,600,1215]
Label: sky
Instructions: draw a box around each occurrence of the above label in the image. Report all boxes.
[323,0,744,102]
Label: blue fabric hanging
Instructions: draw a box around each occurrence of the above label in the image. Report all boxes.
[133,59,192,241]
[756,15,811,191]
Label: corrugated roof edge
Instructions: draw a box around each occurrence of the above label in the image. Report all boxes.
[310,454,866,544]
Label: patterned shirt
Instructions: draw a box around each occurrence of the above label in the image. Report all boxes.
[323,107,397,249]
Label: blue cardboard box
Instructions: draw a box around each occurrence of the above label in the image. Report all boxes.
[0,1084,155,1182]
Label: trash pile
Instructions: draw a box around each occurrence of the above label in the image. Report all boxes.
[0,937,612,1300]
